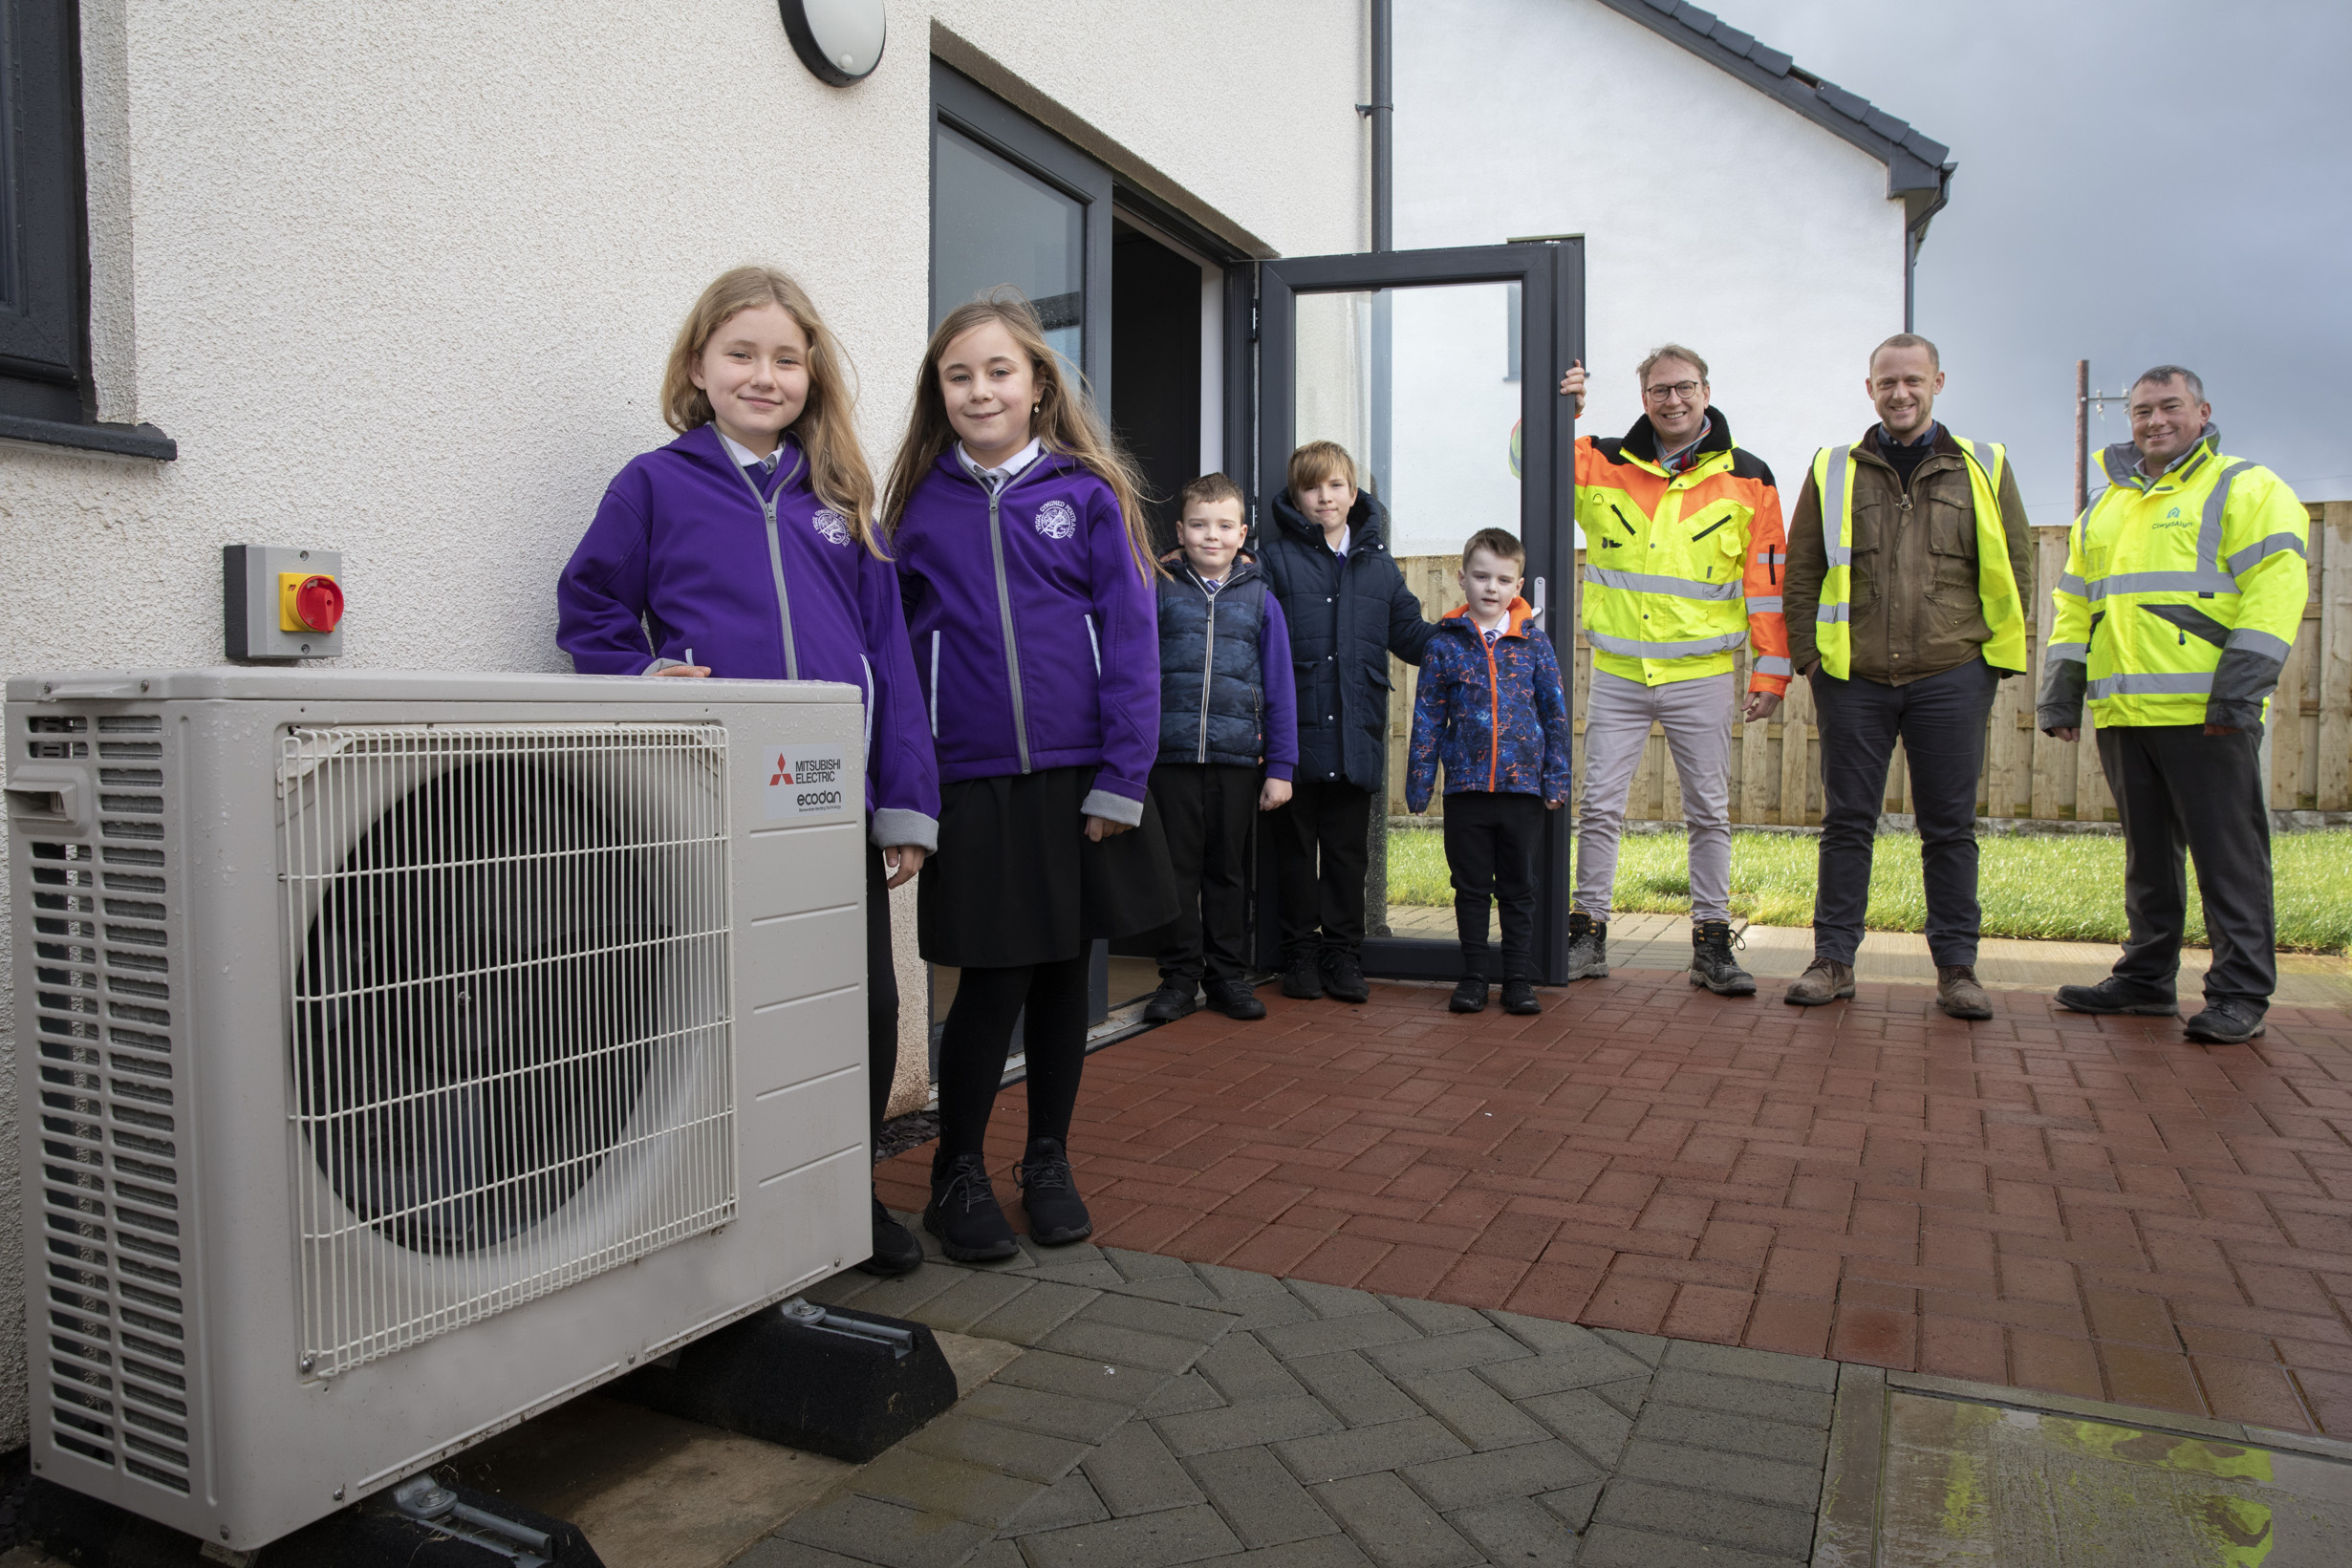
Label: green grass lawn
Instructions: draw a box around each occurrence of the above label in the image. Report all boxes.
[1386,827,2352,955]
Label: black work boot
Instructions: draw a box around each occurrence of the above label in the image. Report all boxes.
[858,1192,924,1277]
[1500,978,1543,1016]
[1449,976,1488,1014]
[1282,950,1325,999]
[1143,980,1199,1022]
[1204,978,1268,1020]
[1016,1137,1093,1246]
[2054,976,2177,1017]
[1320,950,1370,1004]
[925,1150,1018,1262]
[1564,911,1608,980]
[2184,998,2267,1044]
[1690,920,1758,997]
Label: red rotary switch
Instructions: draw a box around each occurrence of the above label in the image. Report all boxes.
[292,574,344,633]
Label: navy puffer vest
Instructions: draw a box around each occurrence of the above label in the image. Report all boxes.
[1156,562,1269,767]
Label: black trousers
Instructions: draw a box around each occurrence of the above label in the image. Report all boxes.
[2097,722,2276,1007]
[1150,763,1260,985]
[1810,656,1999,966]
[865,843,897,1138]
[934,952,1091,1165]
[1444,791,1544,979]
[1272,778,1372,958]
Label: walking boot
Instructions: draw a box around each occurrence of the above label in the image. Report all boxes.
[1691,920,1758,997]
[1203,978,1268,1020]
[1320,950,1370,1004]
[1936,965,1994,1020]
[2053,976,2176,1017]
[1449,975,1488,1013]
[1564,911,1609,980]
[1500,978,1543,1016]
[1282,950,1325,999]
[1143,980,1199,1023]
[1015,1137,1093,1245]
[925,1151,1018,1262]
[858,1192,924,1277]
[1783,957,1855,1006]
[2184,998,2267,1044]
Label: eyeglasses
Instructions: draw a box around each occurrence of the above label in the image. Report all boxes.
[1644,380,1702,403]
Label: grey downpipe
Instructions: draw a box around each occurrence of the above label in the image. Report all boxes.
[1364,0,1393,251]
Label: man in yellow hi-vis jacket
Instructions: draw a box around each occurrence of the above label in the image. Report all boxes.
[2038,366,2309,1043]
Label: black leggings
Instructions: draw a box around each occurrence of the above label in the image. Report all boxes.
[866,843,897,1137]
[936,951,1090,1164]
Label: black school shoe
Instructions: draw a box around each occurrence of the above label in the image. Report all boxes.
[1320,950,1371,1004]
[1204,979,1268,1020]
[1016,1137,1093,1246]
[2184,998,2267,1044]
[1282,951,1325,999]
[2054,976,2178,1017]
[1449,976,1489,1014]
[859,1193,924,1277]
[1143,981,1199,1022]
[1500,979,1543,1016]
[925,1151,1019,1262]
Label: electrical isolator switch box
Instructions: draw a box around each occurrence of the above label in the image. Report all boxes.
[225,544,345,660]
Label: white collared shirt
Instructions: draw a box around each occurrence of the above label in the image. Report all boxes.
[717,429,785,472]
[958,439,1044,493]
[1468,608,1508,642]
[1329,526,1351,559]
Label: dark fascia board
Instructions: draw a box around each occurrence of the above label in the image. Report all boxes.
[1591,0,1955,230]
[0,412,177,460]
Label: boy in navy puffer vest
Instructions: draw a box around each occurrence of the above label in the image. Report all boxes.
[1144,474,1300,1022]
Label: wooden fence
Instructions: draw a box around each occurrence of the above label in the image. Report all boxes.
[1387,502,2352,825]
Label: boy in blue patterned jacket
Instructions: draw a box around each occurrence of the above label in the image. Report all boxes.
[1407,528,1573,1015]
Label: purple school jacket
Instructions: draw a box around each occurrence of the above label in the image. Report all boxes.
[555,423,940,850]
[893,450,1159,823]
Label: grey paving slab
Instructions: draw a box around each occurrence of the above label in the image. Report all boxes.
[1484,1311,1613,1355]
[1142,1369,1227,1417]
[1185,1444,1345,1548]
[1441,1495,1579,1566]
[1106,1246,1201,1282]
[848,1447,1045,1529]
[1592,1477,1818,1558]
[1366,1325,1536,1377]
[1196,1261,1299,1302]
[1382,1296,1490,1337]
[954,1380,1136,1445]
[1614,1438,1822,1511]
[1197,1332,1314,1407]
[1083,1419,1206,1515]
[1477,1342,1653,1400]
[732,1540,874,1568]
[1313,1471,1482,1568]
[1535,1482,1603,1533]
[1285,1279,1390,1320]
[1156,1393,1347,1457]
[990,1347,1166,1408]
[963,1277,1100,1345]
[1277,1415,1473,1485]
[1573,1522,1802,1567]
[1217,1288,1320,1332]
[1257,1304,1426,1359]
[1037,1315,1215,1374]
[965,1541,1025,1568]
[1594,1329,1669,1366]
[1219,1537,1376,1567]
[897,1410,1091,1485]
[1015,1257,1129,1289]
[1519,1387,1635,1469]
[1100,1271,1225,1307]
[1078,1289,1241,1345]
[838,1264,970,1321]
[1003,1470,1111,1534]
[1284,1349,1425,1427]
[897,1269,1038,1335]
[1590,1378,1651,1419]
[1660,1338,1842,1390]
[1644,1366,1835,1428]
[1016,1502,1246,1568]
[776,1493,990,1568]
[1392,1367,1552,1451]
[1633,1399,1831,1469]
[1400,1439,1598,1512]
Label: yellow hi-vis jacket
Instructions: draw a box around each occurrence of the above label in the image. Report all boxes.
[2036,430,2309,731]
[1807,437,2028,681]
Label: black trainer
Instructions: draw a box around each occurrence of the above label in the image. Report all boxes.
[1143,981,1199,1022]
[1449,976,1488,1013]
[924,1151,1018,1262]
[1565,911,1608,980]
[1016,1137,1093,1246]
[859,1194,924,1277]
[1282,951,1325,999]
[2184,998,2267,1044]
[1321,950,1370,1004]
[1500,978,1543,1015]
[2054,976,2177,1017]
[1204,978,1267,1020]
[1691,920,1758,997]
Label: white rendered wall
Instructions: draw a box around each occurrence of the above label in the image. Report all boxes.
[1395,0,1911,520]
[0,0,1365,1453]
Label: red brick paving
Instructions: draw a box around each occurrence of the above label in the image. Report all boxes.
[875,970,2352,1436]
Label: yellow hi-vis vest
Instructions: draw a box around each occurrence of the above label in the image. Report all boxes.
[1807,438,2027,680]
[2041,437,2309,727]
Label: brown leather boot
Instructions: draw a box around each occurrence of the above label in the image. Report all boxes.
[1782,957,1855,1006]
[1936,965,1993,1020]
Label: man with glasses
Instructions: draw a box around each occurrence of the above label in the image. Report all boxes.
[1556,347,1788,994]
[2038,366,2309,1044]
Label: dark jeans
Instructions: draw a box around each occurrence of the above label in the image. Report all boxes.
[934,951,1091,1165]
[2097,723,2276,1008]
[866,842,897,1137]
[1443,791,1544,980]
[1151,763,1261,985]
[1810,656,1999,966]
[1272,778,1371,958]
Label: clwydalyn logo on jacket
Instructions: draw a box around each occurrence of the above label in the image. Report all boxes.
[812,509,852,548]
[1034,500,1078,540]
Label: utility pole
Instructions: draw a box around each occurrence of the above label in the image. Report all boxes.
[2075,360,2089,518]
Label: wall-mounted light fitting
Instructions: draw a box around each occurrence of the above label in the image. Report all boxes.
[780,0,885,86]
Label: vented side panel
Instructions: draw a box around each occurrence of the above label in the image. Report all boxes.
[23,711,195,1497]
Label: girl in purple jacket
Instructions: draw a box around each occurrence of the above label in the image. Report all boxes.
[881,291,1172,1261]
[557,266,939,1278]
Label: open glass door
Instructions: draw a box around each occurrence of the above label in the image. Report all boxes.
[1253,242,1584,982]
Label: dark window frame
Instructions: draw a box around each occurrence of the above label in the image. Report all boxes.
[0,0,171,459]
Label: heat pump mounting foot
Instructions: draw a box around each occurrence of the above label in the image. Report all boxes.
[19,1474,607,1567]
[610,1296,958,1462]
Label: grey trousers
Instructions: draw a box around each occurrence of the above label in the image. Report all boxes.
[1573,669,1734,925]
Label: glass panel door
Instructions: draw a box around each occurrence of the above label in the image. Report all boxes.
[1258,243,1583,981]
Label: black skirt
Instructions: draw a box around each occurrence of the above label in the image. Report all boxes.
[918,765,1176,969]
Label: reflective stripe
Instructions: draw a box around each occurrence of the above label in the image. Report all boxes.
[2197,461,2254,574]
[1745,595,1783,613]
[1085,612,1101,675]
[2087,670,2212,699]
[1586,628,1750,659]
[928,631,940,737]
[2044,641,2089,664]
[1822,445,1851,569]
[1753,655,1793,677]
[1754,550,1787,566]
[2225,531,2307,575]
[1963,438,2000,482]
[2084,570,2239,600]
[1816,603,1850,624]
[2225,627,2293,662]
[1586,567,1740,600]
[2057,572,2088,598]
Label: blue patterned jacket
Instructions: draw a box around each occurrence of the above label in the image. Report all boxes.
[1405,599,1572,811]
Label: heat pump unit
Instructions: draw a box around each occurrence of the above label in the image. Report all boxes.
[6,669,871,1550]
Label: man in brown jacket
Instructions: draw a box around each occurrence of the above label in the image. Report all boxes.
[1782,333,2033,1020]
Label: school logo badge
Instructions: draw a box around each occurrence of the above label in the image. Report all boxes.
[811,508,852,548]
[1034,500,1079,540]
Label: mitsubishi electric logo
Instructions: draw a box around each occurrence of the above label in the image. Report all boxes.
[766,751,848,819]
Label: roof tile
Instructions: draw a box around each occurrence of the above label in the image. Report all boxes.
[1711,23,1757,58]
[1815,82,1871,121]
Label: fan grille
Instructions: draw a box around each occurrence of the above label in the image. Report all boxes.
[282,723,734,1376]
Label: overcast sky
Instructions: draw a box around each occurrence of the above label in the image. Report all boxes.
[1694,0,2352,522]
